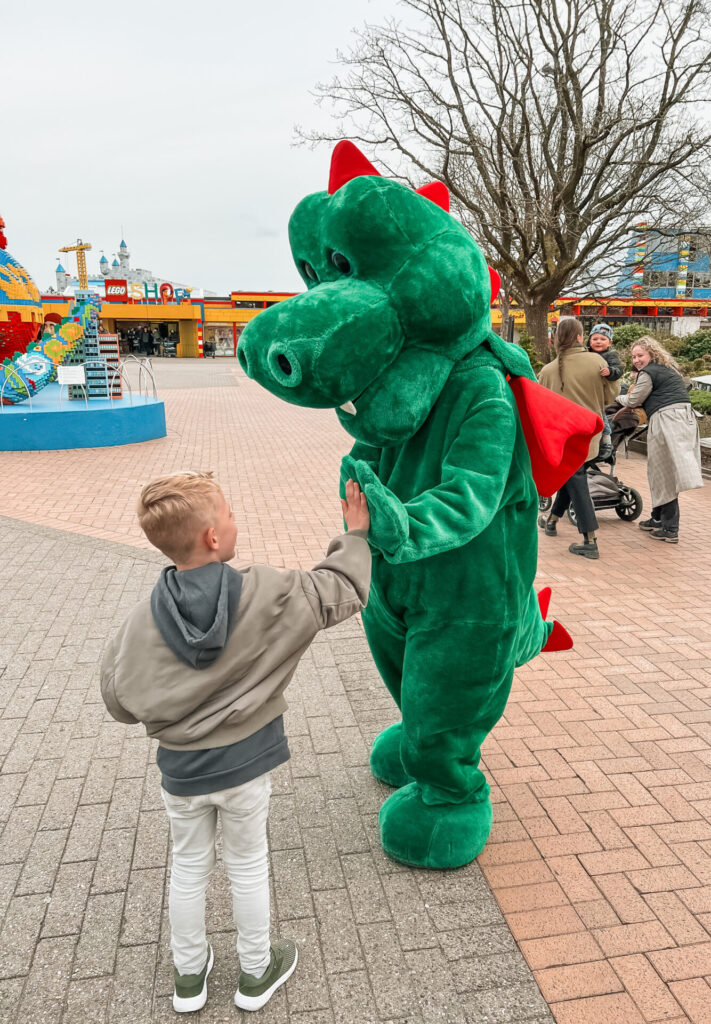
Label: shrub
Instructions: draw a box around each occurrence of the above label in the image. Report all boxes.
[676,329,711,362]
[663,335,687,357]
[517,329,545,372]
[616,346,633,373]
[612,324,649,348]
[690,389,711,414]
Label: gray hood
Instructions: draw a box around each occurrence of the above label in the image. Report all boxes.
[150,562,243,670]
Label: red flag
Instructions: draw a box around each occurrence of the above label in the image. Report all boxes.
[509,376,603,497]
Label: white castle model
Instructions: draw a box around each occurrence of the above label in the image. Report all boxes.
[51,239,213,297]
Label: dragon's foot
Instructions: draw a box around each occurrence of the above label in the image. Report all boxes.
[370,722,412,788]
[379,782,493,870]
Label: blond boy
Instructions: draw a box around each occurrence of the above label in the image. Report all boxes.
[100,472,370,1013]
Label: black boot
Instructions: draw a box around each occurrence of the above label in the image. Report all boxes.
[639,518,661,532]
[538,515,557,537]
[569,538,599,559]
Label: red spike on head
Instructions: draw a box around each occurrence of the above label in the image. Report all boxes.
[0,215,6,251]
[328,141,381,194]
[488,267,501,306]
[415,182,450,211]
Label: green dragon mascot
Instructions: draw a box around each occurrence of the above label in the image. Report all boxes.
[238,142,599,869]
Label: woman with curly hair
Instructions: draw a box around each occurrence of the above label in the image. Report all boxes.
[615,336,703,543]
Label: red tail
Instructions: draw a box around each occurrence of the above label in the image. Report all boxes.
[537,586,552,619]
[537,586,573,652]
[542,620,573,653]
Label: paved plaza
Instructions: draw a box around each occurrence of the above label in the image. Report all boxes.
[1,358,710,1024]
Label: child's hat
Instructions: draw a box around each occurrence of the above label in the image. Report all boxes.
[589,323,614,341]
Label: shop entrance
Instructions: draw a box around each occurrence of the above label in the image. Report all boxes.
[115,321,180,358]
[204,323,237,357]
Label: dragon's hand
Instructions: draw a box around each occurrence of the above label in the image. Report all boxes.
[343,458,408,554]
[339,454,359,497]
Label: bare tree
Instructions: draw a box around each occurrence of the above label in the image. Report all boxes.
[300,0,711,355]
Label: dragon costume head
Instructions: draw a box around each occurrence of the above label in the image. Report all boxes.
[238,141,503,446]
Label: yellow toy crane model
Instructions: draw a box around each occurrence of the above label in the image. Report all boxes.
[58,239,92,290]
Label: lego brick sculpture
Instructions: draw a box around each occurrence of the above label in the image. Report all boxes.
[0,215,44,362]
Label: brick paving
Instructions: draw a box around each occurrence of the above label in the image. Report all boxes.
[0,360,345,565]
[0,357,710,1023]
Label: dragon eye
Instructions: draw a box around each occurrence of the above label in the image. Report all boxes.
[330,251,351,274]
[301,261,318,282]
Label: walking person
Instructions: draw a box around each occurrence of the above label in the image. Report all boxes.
[614,337,703,543]
[537,318,620,559]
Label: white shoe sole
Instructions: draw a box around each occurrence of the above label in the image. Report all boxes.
[234,947,298,1011]
[173,945,214,1013]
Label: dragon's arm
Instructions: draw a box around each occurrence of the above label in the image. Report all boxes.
[349,395,516,564]
[339,440,381,497]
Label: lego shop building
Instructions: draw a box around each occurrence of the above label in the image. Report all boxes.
[41,287,295,359]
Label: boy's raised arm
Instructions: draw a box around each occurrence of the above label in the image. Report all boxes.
[299,480,371,629]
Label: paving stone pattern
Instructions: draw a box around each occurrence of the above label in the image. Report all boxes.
[0,517,552,1023]
[1,357,710,1024]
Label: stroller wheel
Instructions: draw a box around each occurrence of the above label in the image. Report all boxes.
[538,496,552,514]
[567,506,578,527]
[615,487,643,522]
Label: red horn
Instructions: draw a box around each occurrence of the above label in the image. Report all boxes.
[328,141,381,194]
[415,182,450,211]
[488,267,501,305]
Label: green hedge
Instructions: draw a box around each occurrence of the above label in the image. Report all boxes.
[612,324,651,348]
[690,389,711,414]
[676,330,711,362]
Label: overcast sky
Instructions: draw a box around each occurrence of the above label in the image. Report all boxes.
[4,0,402,294]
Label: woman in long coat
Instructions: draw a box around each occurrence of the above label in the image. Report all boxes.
[538,318,620,559]
[615,337,702,543]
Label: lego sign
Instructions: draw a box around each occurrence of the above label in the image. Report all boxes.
[127,281,191,302]
[105,279,128,300]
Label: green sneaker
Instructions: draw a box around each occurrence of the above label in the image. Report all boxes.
[173,944,214,1013]
[234,939,298,1011]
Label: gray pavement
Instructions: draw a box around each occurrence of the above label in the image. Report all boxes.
[0,514,553,1023]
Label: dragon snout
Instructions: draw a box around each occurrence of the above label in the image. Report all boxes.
[238,280,403,410]
[238,338,303,388]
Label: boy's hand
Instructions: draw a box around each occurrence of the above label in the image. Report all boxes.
[341,479,370,533]
[600,366,611,377]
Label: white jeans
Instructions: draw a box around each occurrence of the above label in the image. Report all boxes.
[161,773,272,976]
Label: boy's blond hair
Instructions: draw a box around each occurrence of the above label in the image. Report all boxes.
[137,471,223,563]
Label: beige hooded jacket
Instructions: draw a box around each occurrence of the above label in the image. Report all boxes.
[100,531,371,751]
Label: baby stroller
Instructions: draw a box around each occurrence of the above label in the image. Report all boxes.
[538,404,646,526]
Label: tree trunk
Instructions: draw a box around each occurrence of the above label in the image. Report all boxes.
[497,293,511,338]
[524,300,552,362]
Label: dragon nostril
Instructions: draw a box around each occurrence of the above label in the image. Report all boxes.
[268,344,302,387]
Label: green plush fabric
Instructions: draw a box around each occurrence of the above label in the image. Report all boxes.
[239,167,552,870]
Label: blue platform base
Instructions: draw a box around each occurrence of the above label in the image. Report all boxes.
[0,384,167,451]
